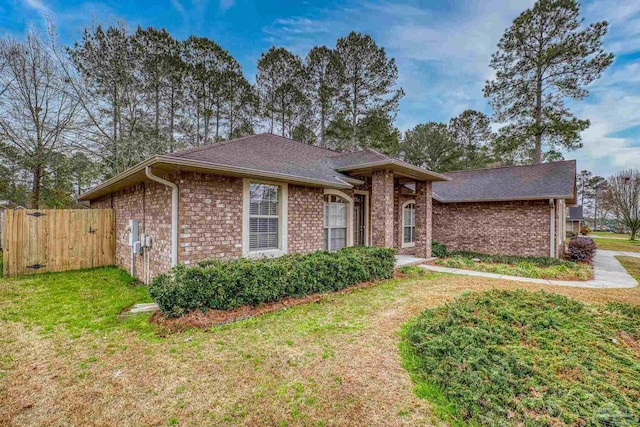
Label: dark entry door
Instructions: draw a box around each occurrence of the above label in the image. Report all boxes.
[354,194,366,246]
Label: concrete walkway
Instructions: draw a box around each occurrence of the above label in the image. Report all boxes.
[421,249,639,289]
[395,255,432,267]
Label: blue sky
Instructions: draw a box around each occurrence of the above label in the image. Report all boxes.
[2,0,639,178]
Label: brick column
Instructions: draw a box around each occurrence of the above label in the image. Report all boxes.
[371,170,395,248]
[415,180,432,258]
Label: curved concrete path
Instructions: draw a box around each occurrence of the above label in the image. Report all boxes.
[421,249,639,289]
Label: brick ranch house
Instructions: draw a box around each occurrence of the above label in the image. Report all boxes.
[78,134,577,283]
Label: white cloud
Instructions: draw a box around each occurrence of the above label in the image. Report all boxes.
[171,0,186,16]
[219,0,234,12]
[23,0,50,15]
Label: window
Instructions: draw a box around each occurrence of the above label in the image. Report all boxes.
[403,202,415,247]
[324,194,347,251]
[249,183,280,251]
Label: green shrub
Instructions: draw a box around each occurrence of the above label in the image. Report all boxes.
[150,246,396,317]
[447,250,573,267]
[401,290,640,426]
[431,240,447,258]
[568,237,597,262]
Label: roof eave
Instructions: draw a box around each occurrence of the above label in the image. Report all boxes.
[78,156,354,201]
[336,159,451,182]
[433,194,576,203]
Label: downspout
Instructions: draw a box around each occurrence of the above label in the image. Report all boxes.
[145,167,178,268]
[549,199,555,258]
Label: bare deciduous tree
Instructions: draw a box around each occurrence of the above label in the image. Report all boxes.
[605,170,640,240]
[0,26,78,207]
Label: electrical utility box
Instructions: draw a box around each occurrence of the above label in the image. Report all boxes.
[128,220,139,247]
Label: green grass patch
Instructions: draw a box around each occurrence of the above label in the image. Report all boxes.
[435,252,592,280]
[401,290,640,426]
[590,231,631,239]
[0,266,154,336]
[593,238,640,253]
[616,256,640,283]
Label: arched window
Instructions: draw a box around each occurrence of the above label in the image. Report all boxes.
[324,194,348,251]
[402,201,416,247]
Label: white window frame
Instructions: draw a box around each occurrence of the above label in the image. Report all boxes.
[323,189,354,250]
[401,199,416,248]
[242,179,288,258]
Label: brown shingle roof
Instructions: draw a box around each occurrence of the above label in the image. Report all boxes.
[432,160,577,203]
[167,133,355,186]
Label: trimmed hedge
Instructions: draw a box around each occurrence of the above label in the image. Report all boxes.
[568,237,596,262]
[431,240,448,258]
[150,246,396,318]
[447,250,576,267]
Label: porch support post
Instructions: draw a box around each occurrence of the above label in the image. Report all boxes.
[415,180,432,258]
[371,170,395,248]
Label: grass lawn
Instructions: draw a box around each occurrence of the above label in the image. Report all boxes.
[590,231,632,239]
[401,290,640,426]
[1,267,639,425]
[593,237,640,253]
[435,252,593,280]
[617,256,640,281]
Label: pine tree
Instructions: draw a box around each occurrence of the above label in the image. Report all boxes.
[399,123,462,172]
[305,46,342,147]
[256,47,308,138]
[334,32,403,150]
[449,110,494,170]
[484,0,613,164]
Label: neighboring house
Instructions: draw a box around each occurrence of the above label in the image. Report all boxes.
[566,206,584,234]
[78,134,577,283]
[431,161,577,258]
[79,134,448,283]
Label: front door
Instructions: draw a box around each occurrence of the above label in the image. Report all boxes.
[354,194,366,246]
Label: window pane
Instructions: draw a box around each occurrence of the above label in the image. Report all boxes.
[330,228,346,251]
[328,202,346,227]
[249,217,279,250]
[250,184,279,216]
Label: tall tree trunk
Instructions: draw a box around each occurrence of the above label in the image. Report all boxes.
[112,88,119,175]
[155,83,160,145]
[169,86,175,152]
[534,66,543,164]
[320,104,325,148]
[281,97,285,137]
[32,163,41,209]
[215,95,220,141]
[352,77,358,147]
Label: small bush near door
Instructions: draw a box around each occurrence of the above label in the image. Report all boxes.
[150,246,396,318]
[568,237,596,262]
[431,240,447,258]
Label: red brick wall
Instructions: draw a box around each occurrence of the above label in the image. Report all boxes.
[288,185,324,253]
[90,172,337,281]
[90,179,172,283]
[432,199,551,257]
[371,170,395,247]
[178,172,243,265]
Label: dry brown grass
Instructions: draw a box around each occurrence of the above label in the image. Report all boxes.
[1,271,639,426]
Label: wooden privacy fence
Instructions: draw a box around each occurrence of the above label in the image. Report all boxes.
[2,209,115,276]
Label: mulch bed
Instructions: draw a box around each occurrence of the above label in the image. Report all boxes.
[149,271,413,331]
